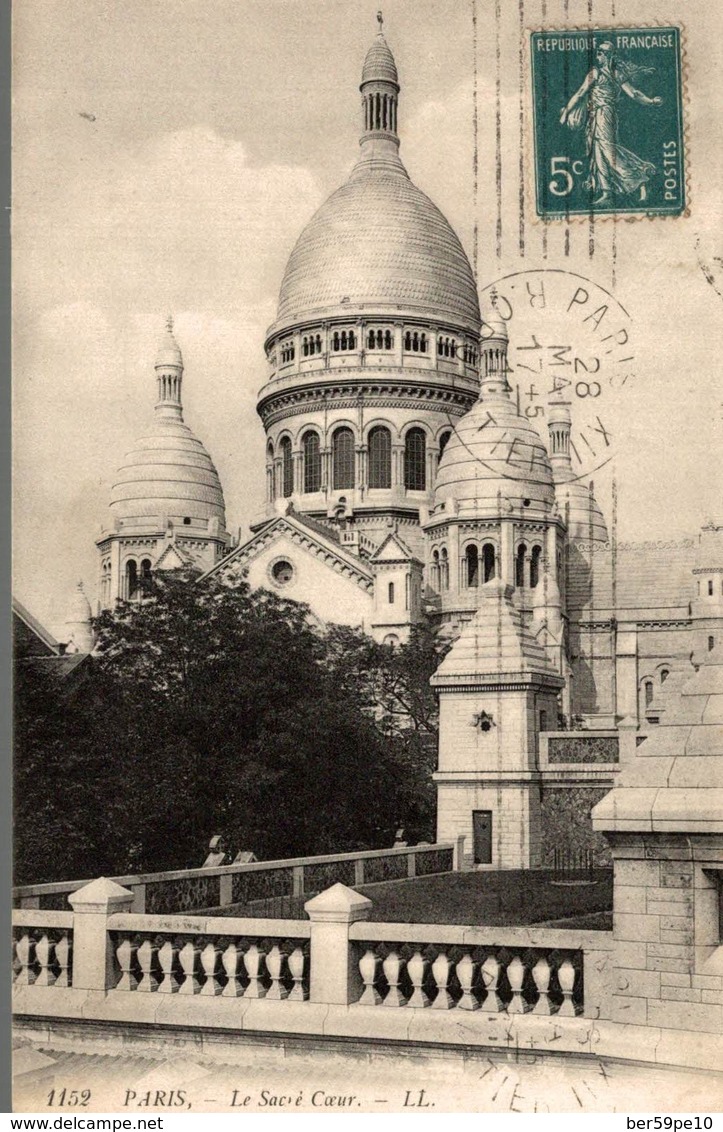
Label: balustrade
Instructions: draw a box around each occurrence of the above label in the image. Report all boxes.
[355,943,582,1015]
[110,933,310,1000]
[12,927,73,987]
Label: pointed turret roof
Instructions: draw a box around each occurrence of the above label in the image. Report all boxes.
[432,581,561,686]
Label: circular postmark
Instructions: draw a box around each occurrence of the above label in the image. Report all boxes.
[477,268,634,483]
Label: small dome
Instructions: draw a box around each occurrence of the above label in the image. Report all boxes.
[110,418,226,526]
[361,33,399,87]
[155,315,183,369]
[435,389,555,518]
[65,582,93,653]
[556,481,608,542]
[66,580,92,624]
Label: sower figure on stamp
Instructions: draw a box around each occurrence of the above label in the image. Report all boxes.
[560,42,663,205]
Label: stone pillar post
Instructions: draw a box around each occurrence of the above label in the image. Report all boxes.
[615,623,639,723]
[500,518,514,586]
[68,877,134,992]
[305,883,372,1005]
[394,323,404,367]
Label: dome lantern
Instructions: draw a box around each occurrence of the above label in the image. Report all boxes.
[154,314,184,422]
[360,12,400,150]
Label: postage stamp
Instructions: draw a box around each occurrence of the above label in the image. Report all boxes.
[530,27,685,218]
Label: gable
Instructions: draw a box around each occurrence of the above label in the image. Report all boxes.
[207,523,375,628]
[370,530,420,564]
[153,543,193,571]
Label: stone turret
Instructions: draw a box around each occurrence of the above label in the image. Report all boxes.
[63,581,94,654]
[432,580,564,868]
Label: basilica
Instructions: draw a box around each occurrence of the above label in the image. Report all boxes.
[91,22,722,869]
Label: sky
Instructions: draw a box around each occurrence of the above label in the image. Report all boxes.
[13,0,723,636]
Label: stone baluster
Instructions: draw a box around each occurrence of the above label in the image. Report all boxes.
[178,940,202,995]
[382,950,407,1007]
[115,936,137,991]
[288,946,308,1001]
[157,939,180,993]
[243,942,267,999]
[532,956,552,1015]
[431,951,454,1009]
[221,941,245,997]
[266,944,289,1000]
[507,955,527,1013]
[34,933,55,986]
[136,938,159,993]
[406,950,430,1008]
[54,933,71,988]
[456,953,479,1011]
[200,942,223,996]
[480,954,502,1013]
[15,931,35,985]
[558,958,577,1016]
[358,948,382,1005]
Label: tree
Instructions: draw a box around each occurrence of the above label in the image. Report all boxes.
[15,570,447,882]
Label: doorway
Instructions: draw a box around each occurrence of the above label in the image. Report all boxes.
[472,810,493,865]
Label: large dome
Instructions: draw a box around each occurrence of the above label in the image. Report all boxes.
[435,388,555,519]
[110,418,227,526]
[275,162,480,335]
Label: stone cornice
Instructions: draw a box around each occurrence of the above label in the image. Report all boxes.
[257,373,477,426]
[430,672,565,691]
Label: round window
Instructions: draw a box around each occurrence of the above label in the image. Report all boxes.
[271,560,294,585]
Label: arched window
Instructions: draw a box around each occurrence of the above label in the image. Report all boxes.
[125,560,138,600]
[280,436,293,498]
[404,428,426,491]
[439,430,452,458]
[530,545,542,588]
[384,329,392,350]
[140,558,152,594]
[466,544,479,588]
[266,441,275,500]
[332,332,340,351]
[709,579,714,596]
[709,635,715,652]
[431,550,440,590]
[482,543,496,583]
[303,431,322,494]
[660,668,670,685]
[644,680,654,708]
[367,330,375,349]
[388,582,395,603]
[420,333,427,353]
[404,331,412,351]
[440,547,449,591]
[315,334,322,353]
[302,337,309,357]
[515,543,527,588]
[332,428,355,490]
[368,426,391,489]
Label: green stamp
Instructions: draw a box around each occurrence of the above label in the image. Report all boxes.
[531,28,685,217]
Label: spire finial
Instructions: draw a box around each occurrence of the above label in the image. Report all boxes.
[166,313,174,334]
[377,10,383,33]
